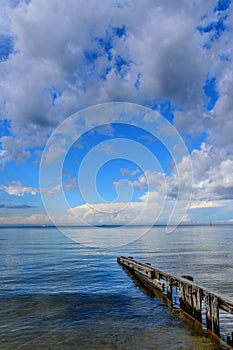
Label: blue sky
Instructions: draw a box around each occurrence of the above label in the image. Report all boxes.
[0,0,233,226]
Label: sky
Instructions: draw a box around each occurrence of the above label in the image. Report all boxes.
[0,0,233,226]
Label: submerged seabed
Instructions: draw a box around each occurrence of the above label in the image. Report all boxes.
[0,225,232,349]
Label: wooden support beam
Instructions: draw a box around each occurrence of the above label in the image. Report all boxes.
[117,256,233,347]
[154,270,160,280]
[183,283,190,313]
[151,278,164,292]
[178,281,185,310]
[212,294,220,336]
[182,275,194,282]
[219,298,233,314]
[187,284,194,316]
[205,293,213,331]
[192,286,202,322]
[167,276,173,301]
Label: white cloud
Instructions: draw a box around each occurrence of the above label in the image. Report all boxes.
[0,150,8,167]
[188,145,233,201]
[0,181,39,196]
[64,177,77,191]
[129,170,166,192]
[0,181,63,197]
[0,213,51,226]
[189,201,221,209]
[1,0,233,219]
[206,70,233,153]
[67,196,164,226]
[120,168,140,177]
[0,0,219,155]
[2,196,233,227]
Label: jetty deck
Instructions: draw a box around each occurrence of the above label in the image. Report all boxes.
[117,256,233,348]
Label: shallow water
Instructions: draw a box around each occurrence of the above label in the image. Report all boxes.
[0,225,232,349]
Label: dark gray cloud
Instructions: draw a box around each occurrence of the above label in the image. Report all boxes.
[0,203,36,209]
[0,136,30,164]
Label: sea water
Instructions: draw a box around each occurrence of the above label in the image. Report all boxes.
[0,225,232,349]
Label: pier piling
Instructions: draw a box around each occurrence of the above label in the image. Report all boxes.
[117,256,233,347]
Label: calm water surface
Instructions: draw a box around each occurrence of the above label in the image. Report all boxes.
[0,225,232,349]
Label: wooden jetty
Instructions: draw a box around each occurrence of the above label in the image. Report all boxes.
[117,256,233,347]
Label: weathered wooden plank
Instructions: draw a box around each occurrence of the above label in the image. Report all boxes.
[218,297,233,314]
[212,294,220,336]
[153,270,160,280]
[183,283,189,313]
[151,278,164,292]
[191,285,197,319]
[205,293,213,331]
[182,275,194,282]
[149,277,164,292]
[119,257,233,314]
[117,256,233,345]
[167,276,173,301]
[117,256,155,279]
[185,284,193,316]
[178,281,185,310]
[192,286,203,322]
[133,270,164,293]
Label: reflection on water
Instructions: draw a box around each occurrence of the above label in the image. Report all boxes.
[0,294,229,350]
[0,225,232,349]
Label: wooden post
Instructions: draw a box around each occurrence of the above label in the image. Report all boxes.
[179,281,185,310]
[187,284,194,316]
[183,283,189,312]
[196,287,203,322]
[212,294,220,336]
[191,285,202,322]
[154,270,160,280]
[167,276,173,301]
[182,283,192,315]
[184,284,189,313]
[205,293,212,331]
[117,256,233,347]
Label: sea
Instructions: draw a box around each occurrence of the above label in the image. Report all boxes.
[0,225,232,350]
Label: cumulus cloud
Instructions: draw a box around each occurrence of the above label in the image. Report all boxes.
[67,194,164,226]
[1,0,233,223]
[0,181,39,196]
[0,136,30,163]
[0,0,222,156]
[206,69,233,154]
[127,170,166,192]
[114,152,233,214]
[158,142,233,203]
[0,178,78,198]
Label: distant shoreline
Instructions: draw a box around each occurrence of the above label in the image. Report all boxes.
[0,223,233,228]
